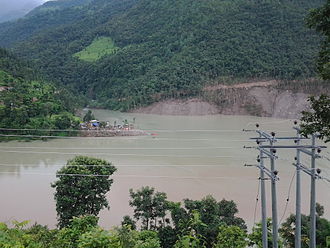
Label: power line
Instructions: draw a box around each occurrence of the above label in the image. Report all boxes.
[279,171,296,226]
[0,150,241,158]
[253,179,261,226]
[0,171,256,180]
[0,163,237,167]
[0,127,292,133]
[0,134,254,142]
[0,146,235,150]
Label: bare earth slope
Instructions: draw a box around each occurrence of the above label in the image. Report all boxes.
[133,81,311,118]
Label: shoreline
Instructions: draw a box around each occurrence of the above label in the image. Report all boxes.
[78,129,149,137]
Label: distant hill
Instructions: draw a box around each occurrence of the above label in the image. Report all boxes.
[0,0,325,111]
[0,48,80,130]
[0,0,41,23]
[0,0,91,46]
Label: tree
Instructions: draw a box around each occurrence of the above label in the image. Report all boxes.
[214,225,248,248]
[279,203,330,248]
[51,156,117,228]
[128,186,170,230]
[248,218,274,248]
[300,95,330,142]
[306,0,330,80]
[83,110,95,122]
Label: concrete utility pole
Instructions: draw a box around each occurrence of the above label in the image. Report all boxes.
[294,126,302,248]
[259,140,268,248]
[310,134,317,248]
[245,123,326,248]
[269,137,278,248]
[256,129,279,248]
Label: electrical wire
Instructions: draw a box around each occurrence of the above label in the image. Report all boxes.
[0,150,241,158]
[253,178,261,226]
[0,127,292,133]
[0,163,238,167]
[0,171,255,180]
[0,146,235,150]
[279,171,296,226]
[0,134,254,142]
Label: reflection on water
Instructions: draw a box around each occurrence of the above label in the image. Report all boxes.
[0,110,329,230]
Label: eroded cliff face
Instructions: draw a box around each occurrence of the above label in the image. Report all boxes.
[204,86,310,118]
[132,82,313,118]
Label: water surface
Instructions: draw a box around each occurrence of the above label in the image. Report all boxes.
[0,110,329,229]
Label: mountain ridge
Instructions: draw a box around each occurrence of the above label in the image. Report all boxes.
[0,0,326,111]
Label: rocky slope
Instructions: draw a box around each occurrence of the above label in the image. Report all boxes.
[132,82,316,118]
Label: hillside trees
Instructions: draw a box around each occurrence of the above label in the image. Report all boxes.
[51,156,117,228]
[2,0,324,110]
[0,47,81,132]
[306,0,330,80]
[300,0,330,142]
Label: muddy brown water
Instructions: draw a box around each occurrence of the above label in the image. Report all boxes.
[0,109,329,229]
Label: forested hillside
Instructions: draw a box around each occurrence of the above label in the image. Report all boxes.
[0,48,80,130]
[1,0,325,110]
[0,0,92,46]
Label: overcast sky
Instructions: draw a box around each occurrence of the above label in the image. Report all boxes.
[0,0,48,16]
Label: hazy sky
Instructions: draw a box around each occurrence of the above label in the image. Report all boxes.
[0,0,48,16]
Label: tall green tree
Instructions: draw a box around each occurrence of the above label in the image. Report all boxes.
[171,195,246,248]
[52,156,117,228]
[306,0,330,80]
[128,186,170,230]
[214,225,248,248]
[300,94,330,142]
[279,203,330,248]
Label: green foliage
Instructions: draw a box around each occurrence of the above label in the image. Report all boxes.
[248,218,275,248]
[127,189,246,248]
[306,0,330,80]
[129,186,170,230]
[174,234,206,248]
[121,215,137,230]
[1,0,324,110]
[51,156,117,228]
[0,219,162,248]
[300,94,330,142]
[214,225,247,248]
[279,204,330,248]
[77,228,120,248]
[55,216,99,248]
[0,47,81,135]
[83,110,95,122]
[171,196,246,248]
[0,220,56,248]
[74,37,119,62]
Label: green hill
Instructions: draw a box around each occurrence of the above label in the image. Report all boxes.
[0,48,80,130]
[1,0,325,110]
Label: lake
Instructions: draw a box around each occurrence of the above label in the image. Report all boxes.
[0,109,329,229]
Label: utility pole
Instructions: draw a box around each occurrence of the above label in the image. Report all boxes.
[269,136,278,248]
[245,123,326,248]
[310,134,317,248]
[294,125,301,248]
[256,129,279,248]
[259,137,268,248]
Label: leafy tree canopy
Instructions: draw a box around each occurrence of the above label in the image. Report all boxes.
[51,156,117,228]
[306,0,330,80]
[300,94,330,142]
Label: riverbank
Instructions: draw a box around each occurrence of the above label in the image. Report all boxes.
[79,129,148,137]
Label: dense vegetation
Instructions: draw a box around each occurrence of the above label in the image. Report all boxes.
[306,0,330,80]
[300,0,330,142]
[0,0,324,111]
[0,48,80,132]
[73,37,119,62]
